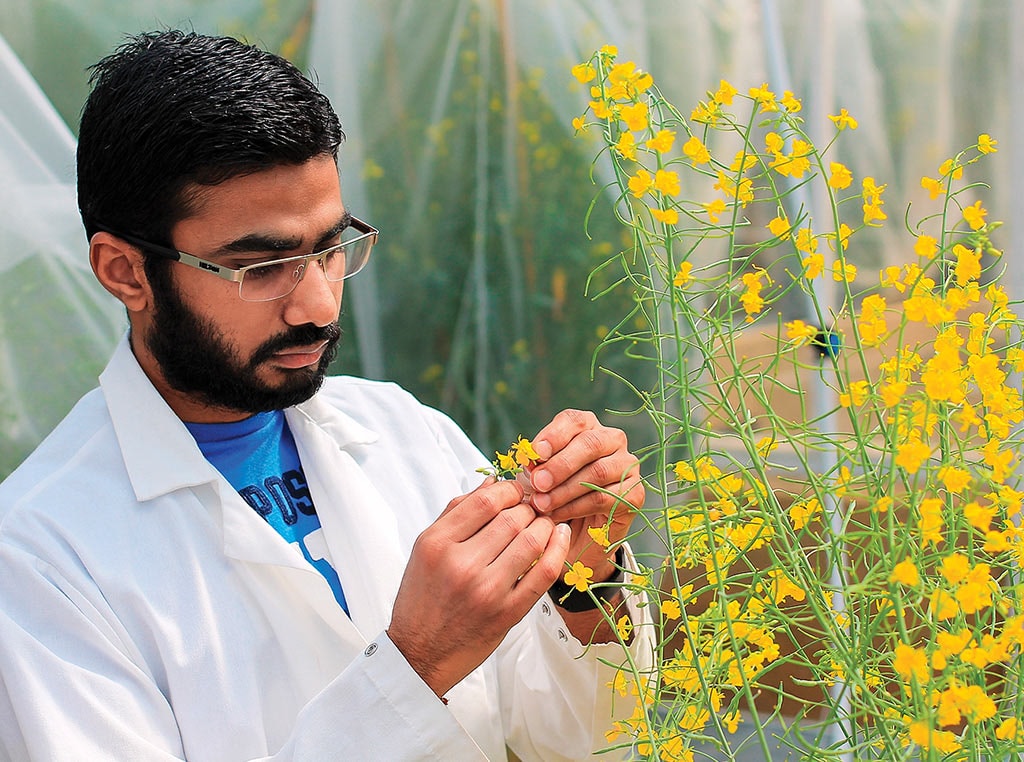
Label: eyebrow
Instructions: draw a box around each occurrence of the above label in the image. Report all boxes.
[211,210,353,258]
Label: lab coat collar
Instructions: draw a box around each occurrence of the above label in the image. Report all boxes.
[100,334,378,503]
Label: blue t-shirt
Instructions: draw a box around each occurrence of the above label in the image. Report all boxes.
[185,411,348,613]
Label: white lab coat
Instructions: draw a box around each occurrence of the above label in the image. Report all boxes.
[0,337,652,761]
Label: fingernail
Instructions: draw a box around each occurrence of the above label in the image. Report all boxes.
[533,439,553,460]
[532,492,551,513]
[515,471,534,500]
[532,470,553,492]
[555,523,571,540]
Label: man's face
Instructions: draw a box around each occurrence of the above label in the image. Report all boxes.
[133,156,348,422]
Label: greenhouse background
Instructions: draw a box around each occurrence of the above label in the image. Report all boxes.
[1,0,1022,482]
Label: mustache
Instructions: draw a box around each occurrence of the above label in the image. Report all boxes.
[248,322,342,368]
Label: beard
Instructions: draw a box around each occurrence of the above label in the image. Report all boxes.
[144,277,341,415]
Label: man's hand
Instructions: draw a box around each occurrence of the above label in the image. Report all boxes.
[527,409,644,585]
[387,478,570,699]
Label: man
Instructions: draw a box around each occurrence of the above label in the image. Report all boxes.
[0,31,651,760]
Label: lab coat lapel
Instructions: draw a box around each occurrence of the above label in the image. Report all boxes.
[286,403,405,638]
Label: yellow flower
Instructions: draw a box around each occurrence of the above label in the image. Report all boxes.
[794,228,817,254]
[653,169,681,197]
[828,108,858,130]
[896,437,931,473]
[645,129,676,154]
[714,79,738,104]
[832,262,857,283]
[962,200,988,230]
[748,82,777,111]
[997,718,1018,741]
[785,319,817,345]
[756,436,778,457]
[681,135,710,165]
[739,268,769,320]
[921,176,943,199]
[879,381,905,407]
[893,643,930,683]
[880,265,905,292]
[764,131,784,154]
[978,133,998,154]
[919,497,944,546]
[628,168,653,197]
[673,261,693,288]
[614,131,637,160]
[789,498,822,530]
[835,222,853,251]
[702,198,727,223]
[936,466,970,494]
[802,253,824,279]
[571,62,596,83]
[673,460,696,482]
[615,614,633,641]
[839,380,869,408]
[761,569,805,604]
[511,436,539,467]
[651,207,679,225]
[619,101,649,132]
[495,450,517,473]
[571,115,586,132]
[587,525,611,548]
[828,161,853,190]
[908,720,961,754]
[889,558,920,587]
[964,500,995,532]
[780,90,802,112]
[714,170,754,205]
[563,561,594,592]
[939,158,964,180]
[767,214,791,239]
[929,589,958,620]
[607,61,653,99]
[661,598,681,620]
[914,233,938,258]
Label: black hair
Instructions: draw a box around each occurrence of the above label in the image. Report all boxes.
[76,30,344,250]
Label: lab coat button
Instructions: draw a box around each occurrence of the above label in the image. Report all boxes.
[557,629,568,642]
[541,602,551,616]
[364,642,378,657]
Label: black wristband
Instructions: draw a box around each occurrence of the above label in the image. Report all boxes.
[548,546,625,612]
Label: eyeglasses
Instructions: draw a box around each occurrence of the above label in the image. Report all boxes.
[98,217,378,302]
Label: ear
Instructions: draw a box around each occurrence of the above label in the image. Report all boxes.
[89,231,154,313]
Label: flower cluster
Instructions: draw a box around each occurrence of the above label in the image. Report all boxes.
[478,435,540,480]
[572,44,1019,761]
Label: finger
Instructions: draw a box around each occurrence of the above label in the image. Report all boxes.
[530,409,602,462]
[531,445,636,512]
[530,424,627,497]
[546,473,644,525]
[463,501,540,561]
[508,521,572,600]
[438,479,524,542]
[438,475,496,519]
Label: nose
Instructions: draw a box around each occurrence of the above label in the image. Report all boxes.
[281,257,342,328]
